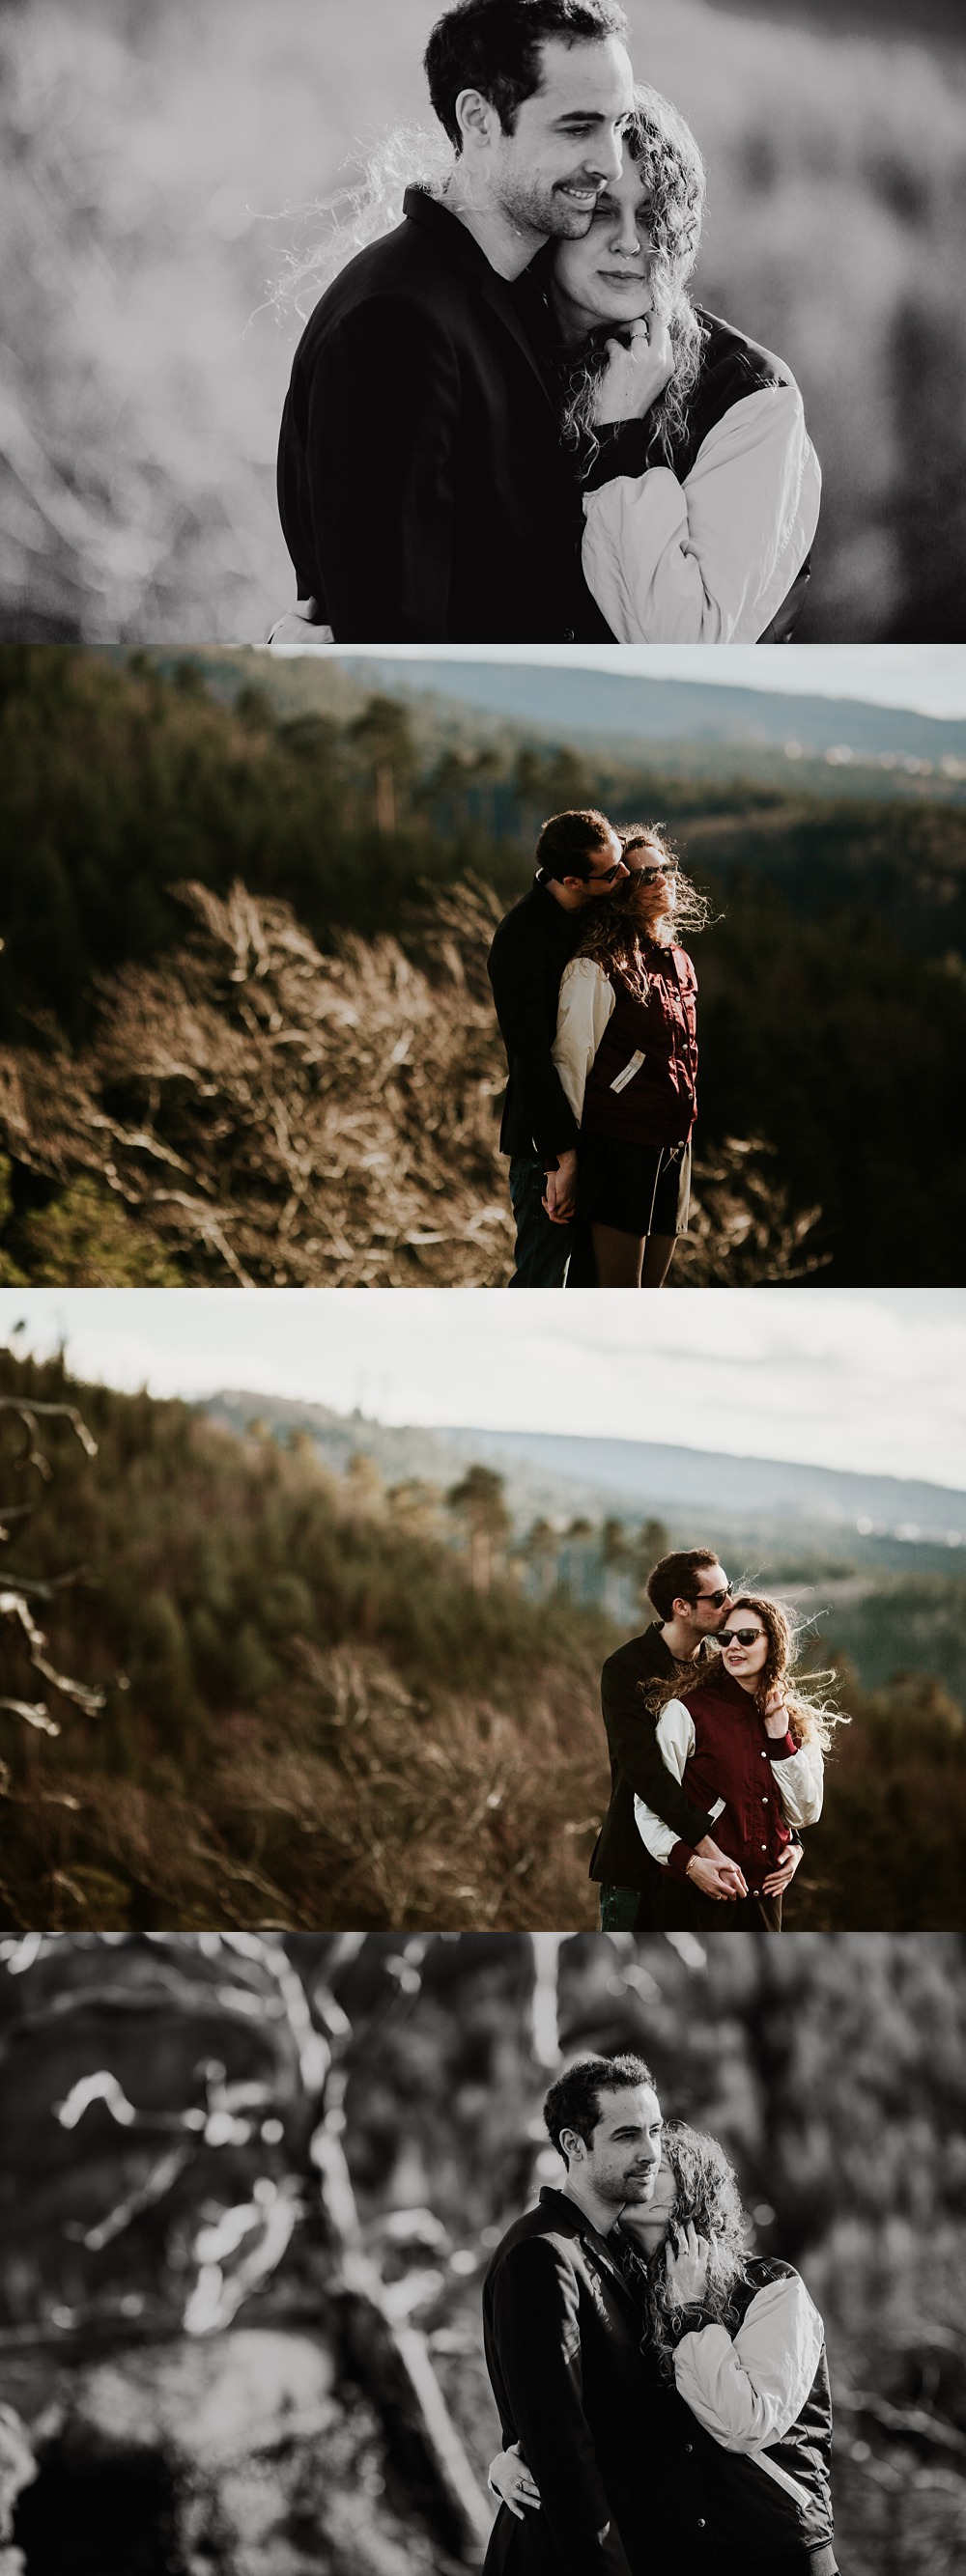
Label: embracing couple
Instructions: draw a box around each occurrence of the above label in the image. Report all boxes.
[593,1547,842,1934]
[275,0,820,645]
[483,2054,838,2576]
[488,805,707,1288]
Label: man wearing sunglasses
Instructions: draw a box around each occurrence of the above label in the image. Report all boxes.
[488,808,628,1286]
[590,1546,748,1929]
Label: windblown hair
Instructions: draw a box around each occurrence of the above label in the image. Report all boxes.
[574,826,712,994]
[640,1592,848,1754]
[641,2122,750,2375]
[544,2051,654,2164]
[556,85,708,471]
[719,1594,847,1753]
[271,126,455,322]
[425,0,630,152]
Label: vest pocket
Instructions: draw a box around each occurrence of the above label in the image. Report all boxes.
[609,1050,646,1094]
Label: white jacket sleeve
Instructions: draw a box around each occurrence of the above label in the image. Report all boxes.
[582,382,821,645]
[770,1737,824,1827]
[551,958,614,1126]
[633,1699,700,1864]
[673,2271,824,2451]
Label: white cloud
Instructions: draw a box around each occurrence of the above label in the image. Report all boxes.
[1,1288,964,1492]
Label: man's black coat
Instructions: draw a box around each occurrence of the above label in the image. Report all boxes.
[277,187,612,644]
[589,1627,718,1893]
[487,882,583,1163]
[482,2187,708,2576]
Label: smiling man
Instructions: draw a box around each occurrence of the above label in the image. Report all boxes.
[276,0,634,641]
[482,2056,708,2575]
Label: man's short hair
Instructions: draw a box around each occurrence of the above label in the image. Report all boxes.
[425,0,630,152]
[647,1548,722,1625]
[544,2052,654,2162]
[535,807,615,884]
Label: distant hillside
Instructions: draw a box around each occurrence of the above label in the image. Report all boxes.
[353,658,966,767]
[185,648,966,793]
[205,1391,966,1569]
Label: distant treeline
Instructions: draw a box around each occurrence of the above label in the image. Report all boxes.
[2,652,966,1285]
[1,1346,963,1935]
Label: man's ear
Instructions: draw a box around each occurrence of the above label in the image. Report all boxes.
[557,2125,582,2167]
[453,86,498,152]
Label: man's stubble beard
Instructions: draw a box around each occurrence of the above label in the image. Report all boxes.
[493,166,599,242]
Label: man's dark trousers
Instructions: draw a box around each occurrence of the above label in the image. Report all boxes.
[508,1158,574,1288]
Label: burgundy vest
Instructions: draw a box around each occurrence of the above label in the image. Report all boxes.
[678,1667,792,1890]
[582,944,697,1146]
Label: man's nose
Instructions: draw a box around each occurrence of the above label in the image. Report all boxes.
[590,125,626,183]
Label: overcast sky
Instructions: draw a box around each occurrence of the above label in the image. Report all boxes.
[2,1290,964,1493]
[327,645,966,722]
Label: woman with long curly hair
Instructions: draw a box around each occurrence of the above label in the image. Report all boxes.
[489,2120,839,2576]
[551,823,709,1286]
[548,85,821,642]
[272,69,819,645]
[633,1593,846,1932]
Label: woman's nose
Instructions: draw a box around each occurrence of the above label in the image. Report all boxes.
[609,207,641,257]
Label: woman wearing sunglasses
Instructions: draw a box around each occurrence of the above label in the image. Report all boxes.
[631,1595,844,1930]
[550,825,709,1286]
[489,2121,838,2576]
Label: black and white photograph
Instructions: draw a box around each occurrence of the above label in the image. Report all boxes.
[2,0,965,645]
[1,1930,964,2576]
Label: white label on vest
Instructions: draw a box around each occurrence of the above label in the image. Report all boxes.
[610,1050,646,1094]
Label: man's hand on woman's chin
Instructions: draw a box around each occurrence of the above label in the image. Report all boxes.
[543,1147,578,1224]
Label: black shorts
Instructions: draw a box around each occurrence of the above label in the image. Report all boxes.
[577,1134,692,1237]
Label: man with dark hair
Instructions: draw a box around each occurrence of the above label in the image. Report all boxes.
[590,1547,750,1931]
[482,2052,708,2573]
[276,1,634,640]
[488,810,627,1286]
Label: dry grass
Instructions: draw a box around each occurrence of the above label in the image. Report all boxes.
[0,877,823,1286]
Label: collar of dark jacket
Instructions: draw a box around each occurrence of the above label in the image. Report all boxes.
[402,185,554,405]
[537,2186,640,2300]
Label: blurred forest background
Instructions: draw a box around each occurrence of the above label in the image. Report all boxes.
[2,648,965,1286]
[1,1931,964,2576]
[1,1340,964,1934]
[1,0,965,644]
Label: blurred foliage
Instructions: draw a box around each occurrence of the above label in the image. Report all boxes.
[0,1345,963,1935]
[2,652,966,1283]
[1,1,965,640]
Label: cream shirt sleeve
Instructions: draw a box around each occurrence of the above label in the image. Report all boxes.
[632,1698,709,1865]
[551,958,614,1126]
[771,1737,824,1827]
[673,2271,824,2452]
[582,381,821,645]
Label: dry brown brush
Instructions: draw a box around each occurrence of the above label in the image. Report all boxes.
[1,877,823,1286]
